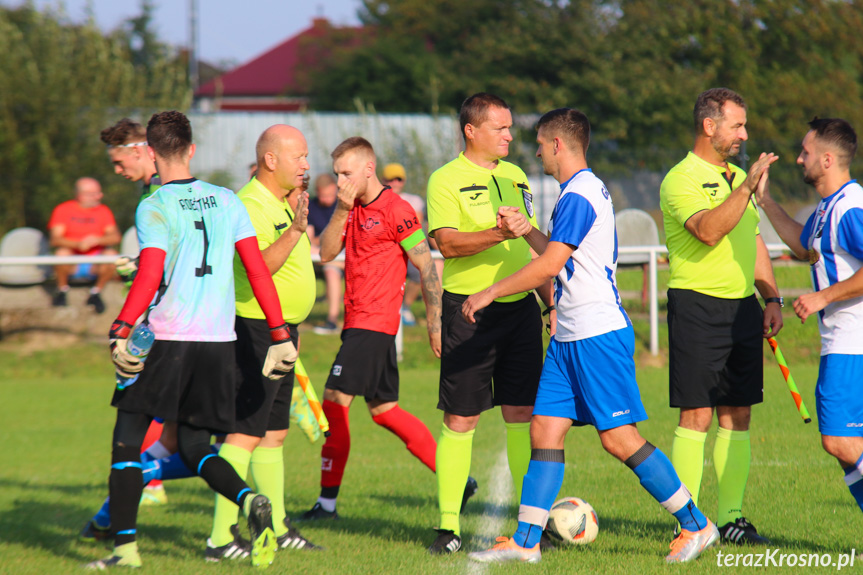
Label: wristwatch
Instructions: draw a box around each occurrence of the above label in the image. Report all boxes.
[764,297,784,308]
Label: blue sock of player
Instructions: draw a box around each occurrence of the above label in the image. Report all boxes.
[140,440,171,463]
[843,452,863,512]
[626,442,707,532]
[512,449,565,548]
[92,497,111,528]
[141,445,217,483]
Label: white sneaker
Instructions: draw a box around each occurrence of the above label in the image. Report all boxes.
[468,537,540,564]
[666,521,719,563]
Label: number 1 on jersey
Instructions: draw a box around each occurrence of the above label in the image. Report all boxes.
[195,219,213,277]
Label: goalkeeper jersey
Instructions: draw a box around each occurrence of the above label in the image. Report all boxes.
[136,178,255,342]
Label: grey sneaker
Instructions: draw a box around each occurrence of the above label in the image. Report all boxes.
[468,537,541,564]
[313,320,338,335]
[666,521,719,563]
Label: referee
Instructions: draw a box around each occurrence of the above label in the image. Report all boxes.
[660,88,782,545]
[426,93,554,554]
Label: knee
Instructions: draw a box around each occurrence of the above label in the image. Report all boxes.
[821,435,844,460]
[678,408,714,432]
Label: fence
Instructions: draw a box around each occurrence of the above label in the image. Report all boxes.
[1,244,799,357]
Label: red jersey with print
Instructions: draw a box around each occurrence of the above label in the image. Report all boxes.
[343,187,426,335]
[47,200,117,255]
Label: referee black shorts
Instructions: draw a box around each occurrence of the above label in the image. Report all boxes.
[667,288,764,408]
[112,340,236,434]
[233,316,299,437]
[438,291,543,416]
[325,328,399,402]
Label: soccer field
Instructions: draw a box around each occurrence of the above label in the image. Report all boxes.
[0,321,858,574]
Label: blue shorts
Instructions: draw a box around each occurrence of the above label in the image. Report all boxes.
[533,326,648,430]
[816,354,863,437]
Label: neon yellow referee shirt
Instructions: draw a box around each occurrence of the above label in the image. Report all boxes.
[427,152,536,302]
[660,152,760,299]
[233,177,315,323]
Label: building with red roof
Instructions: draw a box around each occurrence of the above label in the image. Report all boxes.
[195,18,363,112]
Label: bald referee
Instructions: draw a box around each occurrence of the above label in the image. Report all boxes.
[426,92,554,554]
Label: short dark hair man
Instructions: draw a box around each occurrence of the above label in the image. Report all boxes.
[425,93,554,554]
[660,88,782,545]
[755,117,863,517]
[89,111,297,569]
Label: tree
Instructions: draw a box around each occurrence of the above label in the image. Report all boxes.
[304,0,863,197]
[0,3,188,235]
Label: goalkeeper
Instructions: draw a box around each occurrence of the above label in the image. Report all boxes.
[87,111,297,570]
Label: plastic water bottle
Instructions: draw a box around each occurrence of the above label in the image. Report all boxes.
[116,323,155,390]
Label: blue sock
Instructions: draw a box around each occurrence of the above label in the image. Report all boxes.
[92,497,111,528]
[626,442,707,532]
[512,450,565,548]
[843,452,863,512]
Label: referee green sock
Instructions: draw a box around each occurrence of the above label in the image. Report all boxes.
[670,426,707,506]
[436,423,474,535]
[714,427,750,526]
[504,421,531,502]
[210,443,251,547]
[250,446,287,537]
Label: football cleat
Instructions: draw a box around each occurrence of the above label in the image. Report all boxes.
[278,518,323,550]
[539,530,556,552]
[468,536,541,564]
[461,476,478,513]
[719,517,770,545]
[205,525,251,562]
[428,529,461,555]
[139,484,167,506]
[83,544,142,570]
[79,520,113,543]
[246,494,277,568]
[666,521,719,563]
[298,502,340,521]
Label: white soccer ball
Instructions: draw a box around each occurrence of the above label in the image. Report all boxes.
[545,497,599,545]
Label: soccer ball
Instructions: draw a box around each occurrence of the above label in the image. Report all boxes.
[545,497,599,545]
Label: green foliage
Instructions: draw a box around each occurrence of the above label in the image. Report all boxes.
[0,3,189,236]
[306,0,863,199]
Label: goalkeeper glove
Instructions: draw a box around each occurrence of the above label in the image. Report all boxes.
[109,320,144,377]
[115,256,138,287]
[262,324,298,380]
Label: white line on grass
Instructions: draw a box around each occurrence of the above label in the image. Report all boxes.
[466,447,512,575]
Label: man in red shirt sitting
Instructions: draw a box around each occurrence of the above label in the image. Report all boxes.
[48,177,121,313]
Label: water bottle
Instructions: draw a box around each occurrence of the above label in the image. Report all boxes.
[116,323,155,390]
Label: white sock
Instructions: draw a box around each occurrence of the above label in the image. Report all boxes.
[317,497,337,512]
[145,441,171,460]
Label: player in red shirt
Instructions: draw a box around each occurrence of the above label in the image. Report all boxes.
[47,177,121,313]
[299,137,474,520]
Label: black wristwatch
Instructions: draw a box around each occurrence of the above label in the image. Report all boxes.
[764,297,784,308]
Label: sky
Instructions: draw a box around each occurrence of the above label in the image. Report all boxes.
[6,0,364,66]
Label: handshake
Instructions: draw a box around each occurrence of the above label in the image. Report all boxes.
[497,206,532,239]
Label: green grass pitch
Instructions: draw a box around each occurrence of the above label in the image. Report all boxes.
[0,299,859,574]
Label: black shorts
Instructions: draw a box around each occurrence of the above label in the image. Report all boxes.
[233,317,298,437]
[667,289,764,408]
[112,340,236,433]
[438,291,543,416]
[325,328,399,402]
